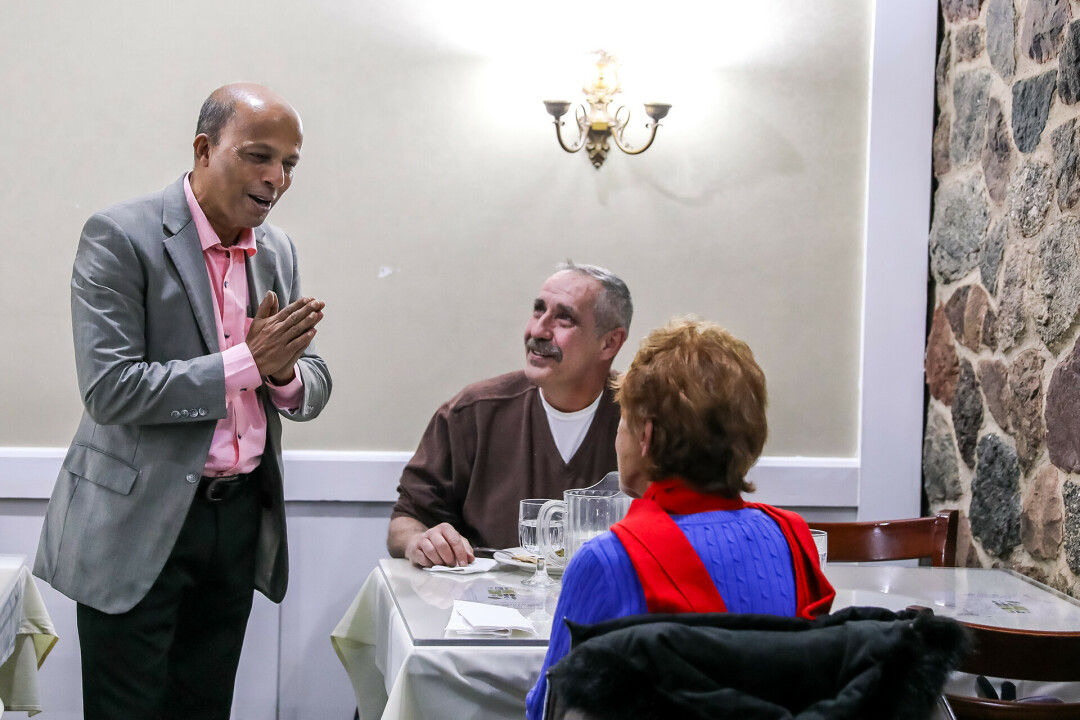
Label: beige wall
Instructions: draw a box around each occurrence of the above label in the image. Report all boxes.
[0,1,871,455]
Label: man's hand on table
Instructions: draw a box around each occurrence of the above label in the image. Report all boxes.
[406,523,476,568]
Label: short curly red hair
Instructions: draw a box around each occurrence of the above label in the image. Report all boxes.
[613,317,768,497]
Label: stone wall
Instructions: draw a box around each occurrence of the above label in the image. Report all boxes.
[926,0,1080,595]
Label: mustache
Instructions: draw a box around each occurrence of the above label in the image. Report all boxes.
[526,337,563,362]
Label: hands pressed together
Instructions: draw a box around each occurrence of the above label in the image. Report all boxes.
[246,291,325,384]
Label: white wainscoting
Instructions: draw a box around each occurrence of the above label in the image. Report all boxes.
[2,448,860,507]
[0,448,858,719]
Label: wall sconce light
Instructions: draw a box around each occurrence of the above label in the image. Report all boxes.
[543,50,671,169]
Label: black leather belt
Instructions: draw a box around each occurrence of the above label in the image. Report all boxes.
[197,473,251,502]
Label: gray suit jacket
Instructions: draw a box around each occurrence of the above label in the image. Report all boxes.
[34,175,332,614]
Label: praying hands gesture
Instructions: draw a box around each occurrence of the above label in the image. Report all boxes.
[246,291,325,383]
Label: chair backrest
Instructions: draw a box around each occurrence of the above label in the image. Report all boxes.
[544,607,967,720]
[944,622,1080,719]
[808,509,959,566]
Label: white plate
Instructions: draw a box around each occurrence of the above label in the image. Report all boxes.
[493,547,565,575]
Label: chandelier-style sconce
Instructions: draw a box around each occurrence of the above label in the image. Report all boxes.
[543,51,671,169]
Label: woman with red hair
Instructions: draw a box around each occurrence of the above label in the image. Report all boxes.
[526,318,834,720]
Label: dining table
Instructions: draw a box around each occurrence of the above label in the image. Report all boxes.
[332,558,1080,720]
[0,555,58,717]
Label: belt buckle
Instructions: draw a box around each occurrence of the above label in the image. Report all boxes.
[204,478,227,502]
[202,475,240,502]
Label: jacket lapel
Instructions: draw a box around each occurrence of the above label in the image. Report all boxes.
[247,227,279,314]
[161,176,219,354]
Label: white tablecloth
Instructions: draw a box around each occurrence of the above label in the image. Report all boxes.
[332,568,546,720]
[0,567,58,717]
[334,561,1080,719]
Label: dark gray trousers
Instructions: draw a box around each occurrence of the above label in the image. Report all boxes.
[77,479,260,720]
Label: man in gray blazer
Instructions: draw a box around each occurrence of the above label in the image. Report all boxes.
[34,83,331,719]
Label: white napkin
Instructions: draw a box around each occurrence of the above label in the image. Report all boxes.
[445,600,536,637]
[426,558,497,574]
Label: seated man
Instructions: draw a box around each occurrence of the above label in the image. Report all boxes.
[388,262,632,567]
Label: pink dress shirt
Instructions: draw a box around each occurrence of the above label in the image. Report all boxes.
[184,175,304,477]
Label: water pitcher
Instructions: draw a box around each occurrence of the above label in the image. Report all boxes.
[537,472,633,568]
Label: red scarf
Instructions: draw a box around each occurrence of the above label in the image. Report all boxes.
[610,478,835,619]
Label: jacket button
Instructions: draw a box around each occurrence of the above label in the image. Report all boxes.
[189,408,199,417]
[198,408,207,416]
[185,473,198,483]
[180,409,189,417]
[171,410,180,419]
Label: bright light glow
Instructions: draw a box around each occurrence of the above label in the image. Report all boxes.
[310,1,811,104]
[306,1,865,139]
[391,1,794,67]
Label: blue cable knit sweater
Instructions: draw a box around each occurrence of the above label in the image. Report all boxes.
[525,507,798,720]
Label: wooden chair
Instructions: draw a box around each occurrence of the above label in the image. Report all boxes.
[808,509,959,566]
[944,622,1080,719]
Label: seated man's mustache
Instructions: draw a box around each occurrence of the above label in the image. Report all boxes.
[526,337,563,362]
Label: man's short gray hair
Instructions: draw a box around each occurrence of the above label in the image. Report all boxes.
[195,94,237,145]
[557,261,633,334]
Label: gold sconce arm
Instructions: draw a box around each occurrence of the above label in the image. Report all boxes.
[544,52,671,169]
[611,103,671,156]
[544,101,589,154]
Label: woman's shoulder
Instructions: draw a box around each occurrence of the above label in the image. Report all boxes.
[673,506,774,527]
[675,507,792,554]
[559,532,644,618]
[569,531,630,571]
[561,531,642,591]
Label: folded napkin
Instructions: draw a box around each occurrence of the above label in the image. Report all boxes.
[426,558,497,574]
[445,600,536,637]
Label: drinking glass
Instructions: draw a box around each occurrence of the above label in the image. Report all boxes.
[520,499,559,587]
[810,529,828,568]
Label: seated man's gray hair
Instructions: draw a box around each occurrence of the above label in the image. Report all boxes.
[557,260,633,334]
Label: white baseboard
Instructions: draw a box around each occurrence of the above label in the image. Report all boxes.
[0,448,859,507]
